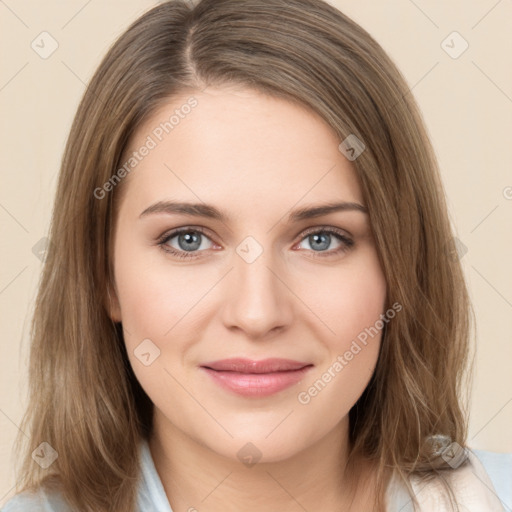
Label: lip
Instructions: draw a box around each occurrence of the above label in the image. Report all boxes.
[200,358,314,397]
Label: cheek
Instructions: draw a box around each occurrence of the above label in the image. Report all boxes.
[112,234,223,405]
[112,243,196,407]
[294,250,386,401]
[297,248,387,347]
[113,235,202,341]
[335,262,387,342]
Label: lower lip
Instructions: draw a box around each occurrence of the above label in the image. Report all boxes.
[201,366,313,397]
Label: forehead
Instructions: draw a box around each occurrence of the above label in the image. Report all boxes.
[117,86,364,215]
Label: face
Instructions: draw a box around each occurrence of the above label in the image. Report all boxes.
[109,85,387,463]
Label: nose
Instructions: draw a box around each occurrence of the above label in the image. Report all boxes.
[220,241,294,340]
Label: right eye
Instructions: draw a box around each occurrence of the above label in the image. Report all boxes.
[158,227,218,259]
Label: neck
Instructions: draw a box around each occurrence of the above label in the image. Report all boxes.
[149,411,382,512]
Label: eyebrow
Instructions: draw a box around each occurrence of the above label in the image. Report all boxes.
[139,200,368,223]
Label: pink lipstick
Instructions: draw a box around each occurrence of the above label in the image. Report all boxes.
[200,358,313,397]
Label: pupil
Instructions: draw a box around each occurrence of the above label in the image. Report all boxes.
[311,233,330,251]
[179,232,201,251]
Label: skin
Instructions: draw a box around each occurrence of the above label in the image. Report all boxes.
[109,85,388,511]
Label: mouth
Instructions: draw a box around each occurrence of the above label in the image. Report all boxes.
[199,358,314,397]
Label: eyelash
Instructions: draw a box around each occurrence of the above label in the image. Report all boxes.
[156,226,354,260]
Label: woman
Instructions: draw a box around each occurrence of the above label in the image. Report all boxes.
[3,0,511,511]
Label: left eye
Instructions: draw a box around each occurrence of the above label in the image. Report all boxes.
[294,228,354,256]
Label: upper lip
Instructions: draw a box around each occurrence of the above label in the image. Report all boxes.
[201,358,312,374]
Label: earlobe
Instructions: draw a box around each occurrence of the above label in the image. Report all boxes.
[106,283,122,323]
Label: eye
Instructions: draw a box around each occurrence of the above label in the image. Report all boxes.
[294,227,354,257]
[157,226,355,260]
[157,227,217,259]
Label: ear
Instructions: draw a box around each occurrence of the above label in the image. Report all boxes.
[106,282,122,323]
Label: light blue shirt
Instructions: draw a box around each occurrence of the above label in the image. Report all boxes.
[2,442,511,511]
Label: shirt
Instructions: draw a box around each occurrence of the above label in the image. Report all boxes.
[2,441,511,511]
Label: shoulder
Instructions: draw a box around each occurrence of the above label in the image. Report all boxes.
[410,448,511,512]
[1,441,166,512]
[471,448,512,506]
[137,439,174,511]
[1,488,71,512]
[386,448,512,512]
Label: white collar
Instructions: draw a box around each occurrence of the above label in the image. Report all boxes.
[138,440,506,512]
[138,439,174,512]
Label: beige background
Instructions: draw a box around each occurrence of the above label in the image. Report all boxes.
[1,0,511,505]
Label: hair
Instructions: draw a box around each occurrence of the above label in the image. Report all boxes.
[13,0,474,510]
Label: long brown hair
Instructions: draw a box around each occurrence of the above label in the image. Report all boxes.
[14,0,474,510]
